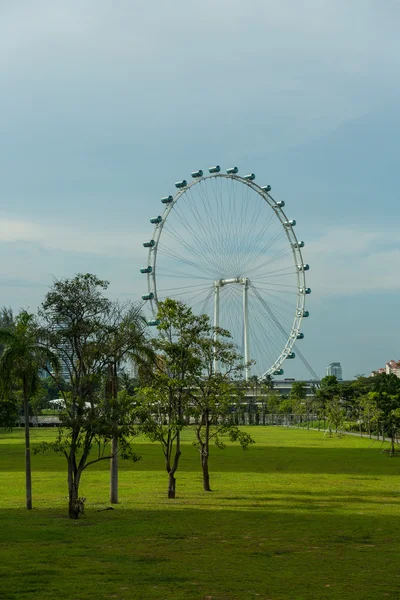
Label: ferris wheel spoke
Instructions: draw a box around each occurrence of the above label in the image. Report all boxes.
[155,267,211,281]
[157,243,218,278]
[249,317,281,370]
[158,225,220,271]
[241,230,287,274]
[185,186,223,257]
[240,199,277,260]
[183,185,234,276]
[245,252,293,278]
[252,268,298,280]
[251,285,296,341]
[170,203,217,260]
[161,225,220,273]
[156,282,213,293]
[157,285,214,304]
[243,235,290,273]
[249,308,286,368]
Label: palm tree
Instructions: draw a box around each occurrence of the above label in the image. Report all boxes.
[0,311,58,510]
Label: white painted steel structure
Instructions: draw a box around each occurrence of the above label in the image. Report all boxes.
[141,168,309,380]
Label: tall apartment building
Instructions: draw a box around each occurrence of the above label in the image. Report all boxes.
[385,360,400,377]
[326,362,343,380]
[371,360,400,378]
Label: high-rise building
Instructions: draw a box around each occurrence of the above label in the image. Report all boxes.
[326,362,343,380]
[385,360,400,377]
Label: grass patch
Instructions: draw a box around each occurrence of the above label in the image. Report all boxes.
[1,427,400,599]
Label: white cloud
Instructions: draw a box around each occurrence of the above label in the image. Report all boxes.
[0,216,143,257]
[305,227,400,296]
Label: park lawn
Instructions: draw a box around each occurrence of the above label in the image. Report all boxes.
[0,427,400,600]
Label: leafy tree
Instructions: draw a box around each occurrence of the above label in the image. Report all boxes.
[37,274,145,518]
[138,300,254,495]
[290,382,307,425]
[358,392,381,438]
[118,370,138,395]
[0,307,14,356]
[188,327,254,491]
[137,299,202,498]
[325,397,346,436]
[0,311,58,510]
[0,394,19,429]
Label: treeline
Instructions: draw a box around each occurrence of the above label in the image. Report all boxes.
[0,274,254,519]
[245,375,400,451]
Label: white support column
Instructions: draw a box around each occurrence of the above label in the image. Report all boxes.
[243,278,250,381]
[213,281,220,374]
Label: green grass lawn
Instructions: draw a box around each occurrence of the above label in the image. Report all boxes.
[1,427,399,600]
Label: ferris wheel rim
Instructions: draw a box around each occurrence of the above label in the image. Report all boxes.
[144,171,308,379]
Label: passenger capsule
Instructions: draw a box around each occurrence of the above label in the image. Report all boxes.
[226,167,238,174]
[175,180,187,189]
[161,195,173,204]
[261,185,272,192]
[191,170,203,178]
[275,200,285,208]
[284,220,296,227]
[243,173,255,181]
[293,241,305,248]
[297,264,310,271]
[299,287,311,294]
[208,165,221,173]
[302,310,310,318]
[150,215,162,224]
[140,266,153,274]
[273,368,284,375]
[142,292,154,301]
[296,333,304,339]
[147,319,160,326]
[143,240,155,248]
[287,352,295,359]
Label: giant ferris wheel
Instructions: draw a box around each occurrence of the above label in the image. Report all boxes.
[140,166,311,381]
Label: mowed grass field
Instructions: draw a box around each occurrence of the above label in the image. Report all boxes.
[1,427,400,600]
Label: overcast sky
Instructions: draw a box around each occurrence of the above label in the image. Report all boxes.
[1,0,400,379]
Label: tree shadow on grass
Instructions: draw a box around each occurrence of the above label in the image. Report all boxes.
[1,506,400,600]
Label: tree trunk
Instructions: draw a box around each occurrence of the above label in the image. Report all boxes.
[24,394,32,510]
[166,430,181,499]
[68,482,80,519]
[68,457,83,519]
[109,361,119,504]
[168,472,176,498]
[202,454,212,492]
[110,437,118,504]
[68,468,83,519]
[390,435,395,457]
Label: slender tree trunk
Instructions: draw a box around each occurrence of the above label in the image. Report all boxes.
[23,393,32,510]
[68,464,82,519]
[68,482,80,519]
[166,431,181,499]
[110,437,118,504]
[201,417,212,491]
[168,472,176,498]
[202,453,212,492]
[109,361,119,504]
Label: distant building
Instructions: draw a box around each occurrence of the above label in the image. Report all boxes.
[371,360,400,378]
[386,360,400,377]
[371,367,385,376]
[326,362,343,380]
